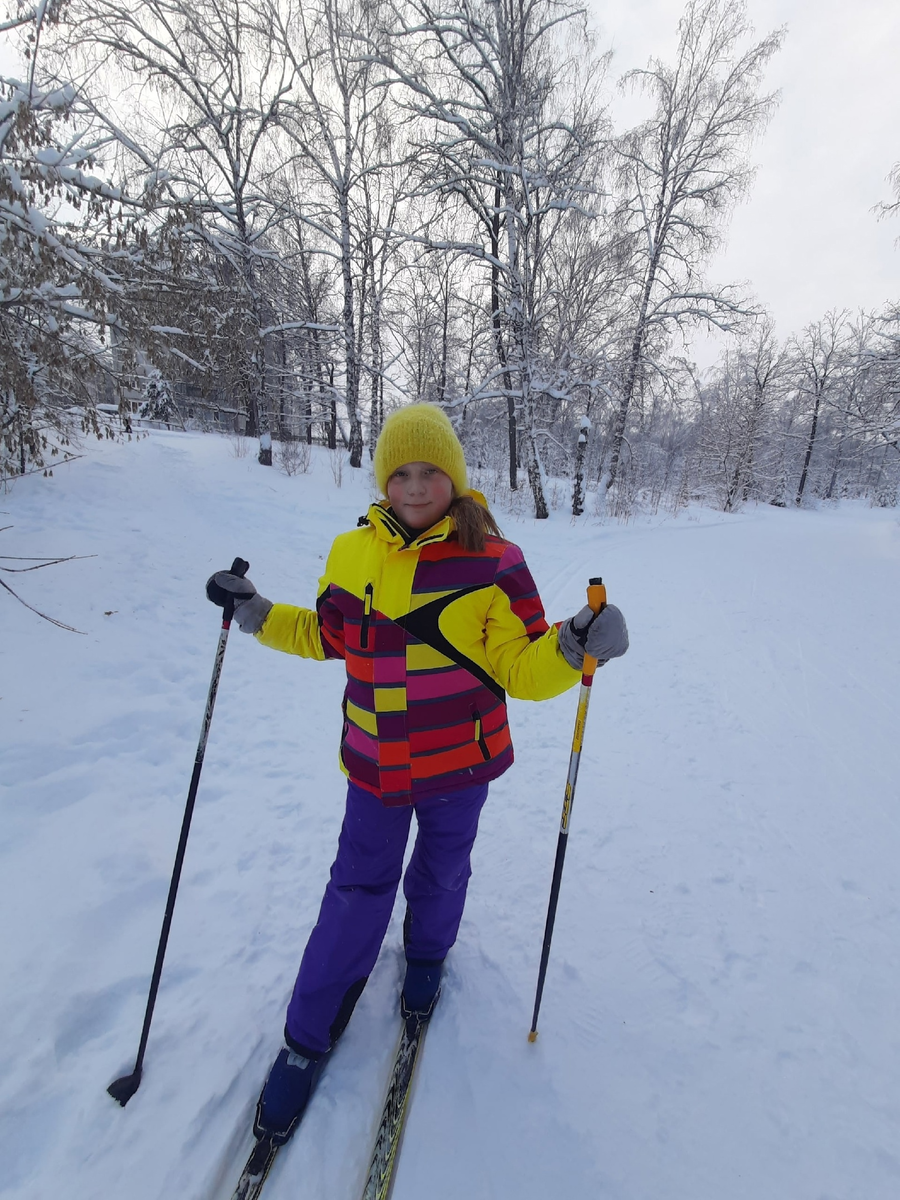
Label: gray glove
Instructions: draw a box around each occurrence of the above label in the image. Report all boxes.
[558,603,629,670]
[206,570,273,635]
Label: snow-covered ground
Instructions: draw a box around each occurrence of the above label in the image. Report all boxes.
[2,430,899,1200]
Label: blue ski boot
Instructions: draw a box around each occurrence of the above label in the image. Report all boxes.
[400,960,443,1032]
[254,1045,330,1146]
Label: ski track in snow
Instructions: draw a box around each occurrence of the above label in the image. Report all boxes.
[2,430,900,1199]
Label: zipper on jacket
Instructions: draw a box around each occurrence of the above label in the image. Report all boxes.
[340,696,349,766]
[473,710,491,761]
[360,582,374,649]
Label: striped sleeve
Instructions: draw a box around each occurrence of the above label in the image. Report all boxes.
[484,544,581,700]
[315,581,346,660]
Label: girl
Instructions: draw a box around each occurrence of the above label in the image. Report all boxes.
[207,403,628,1145]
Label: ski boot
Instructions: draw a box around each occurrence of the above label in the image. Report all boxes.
[254,1044,330,1146]
[400,960,443,1034]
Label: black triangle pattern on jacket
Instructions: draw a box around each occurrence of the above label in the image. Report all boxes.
[394,584,505,701]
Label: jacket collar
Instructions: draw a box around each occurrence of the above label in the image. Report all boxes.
[367,501,453,549]
[364,490,490,549]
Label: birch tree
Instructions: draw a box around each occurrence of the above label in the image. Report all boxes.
[696,325,784,511]
[374,0,607,517]
[789,311,849,506]
[722,322,784,509]
[1,5,159,479]
[827,306,900,463]
[862,307,900,458]
[262,0,404,469]
[56,0,295,461]
[605,0,782,491]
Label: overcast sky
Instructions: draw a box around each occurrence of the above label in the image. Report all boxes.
[594,0,900,359]
[3,0,899,362]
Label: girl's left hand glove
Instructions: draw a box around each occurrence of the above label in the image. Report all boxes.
[206,569,273,635]
[558,604,629,670]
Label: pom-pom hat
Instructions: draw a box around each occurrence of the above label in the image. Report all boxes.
[374,403,468,497]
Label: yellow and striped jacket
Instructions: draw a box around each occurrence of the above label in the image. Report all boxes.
[257,500,580,805]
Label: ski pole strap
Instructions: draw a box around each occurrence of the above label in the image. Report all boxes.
[223,556,250,627]
[580,577,607,682]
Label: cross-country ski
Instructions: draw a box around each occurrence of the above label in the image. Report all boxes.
[230,1136,280,1200]
[361,1011,432,1200]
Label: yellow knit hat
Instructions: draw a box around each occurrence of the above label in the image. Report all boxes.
[373,403,469,497]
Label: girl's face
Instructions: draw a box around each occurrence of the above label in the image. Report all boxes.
[387,461,454,530]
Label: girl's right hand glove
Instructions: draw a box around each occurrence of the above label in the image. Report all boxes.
[206,570,273,634]
[558,604,629,670]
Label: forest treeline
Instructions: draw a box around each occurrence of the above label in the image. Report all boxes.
[2,0,899,513]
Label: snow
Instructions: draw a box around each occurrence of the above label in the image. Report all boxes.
[2,429,900,1199]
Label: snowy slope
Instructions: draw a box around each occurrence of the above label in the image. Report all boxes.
[2,430,899,1200]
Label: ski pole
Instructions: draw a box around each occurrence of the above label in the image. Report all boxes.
[108,556,250,1106]
[528,577,607,1043]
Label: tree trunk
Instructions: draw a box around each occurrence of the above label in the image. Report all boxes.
[491,181,517,490]
[523,428,548,519]
[796,389,823,505]
[339,189,363,467]
[328,362,337,450]
[235,204,270,465]
[518,389,548,519]
[607,258,657,490]
[368,280,383,460]
[825,413,849,499]
[741,382,766,503]
[572,425,587,515]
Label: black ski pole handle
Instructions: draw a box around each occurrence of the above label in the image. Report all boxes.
[223,557,250,626]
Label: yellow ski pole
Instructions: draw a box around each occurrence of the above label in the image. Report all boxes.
[529,577,607,1042]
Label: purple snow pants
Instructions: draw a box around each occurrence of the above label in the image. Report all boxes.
[285,779,489,1055]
